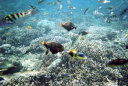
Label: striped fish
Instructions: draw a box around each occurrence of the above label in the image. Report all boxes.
[0,5,38,27]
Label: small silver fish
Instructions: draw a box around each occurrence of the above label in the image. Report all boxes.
[38,0,45,4]
[84,7,90,14]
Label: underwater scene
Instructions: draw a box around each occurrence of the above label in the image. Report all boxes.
[0,0,128,86]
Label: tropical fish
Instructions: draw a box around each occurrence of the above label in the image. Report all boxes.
[106,7,114,11]
[26,26,32,29]
[60,73,69,76]
[106,58,128,67]
[0,5,38,28]
[102,15,111,23]
[109,14,118,21]
[7,32,12,36]
[67,0,71,7]
[67,49,87,63]
[47,1,61,6]
[79,31,90,35]
[42,40,64,55]
[38,0,45,4]
[93,6,104,16]
[120,7,128,16]
[57,4,63,11]
[68,6,76,10]
[84,7,90,14]
[57,0,62,3]
[60,21,76,31]
[42,12,49,16]
[80,35,84,40]
[32,19,42,22]
[98,0,110,4]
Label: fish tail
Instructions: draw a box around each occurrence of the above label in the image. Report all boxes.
[83,60,87,64]
[87,32,90,34]
[60,22,63,28]
[42,40,46,45]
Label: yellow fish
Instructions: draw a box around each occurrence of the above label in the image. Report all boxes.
[80,36,84,40]
[7,32,12,36]
[26,26,32,29]
[67,49,87,63]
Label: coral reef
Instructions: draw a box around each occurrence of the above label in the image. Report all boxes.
[0,22,128,85]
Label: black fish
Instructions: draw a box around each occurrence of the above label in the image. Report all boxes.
[60,21,76,31]
[79,31,90,35]
[106,7,114,11]
[38,0,45,4]
[42,40,64,55]
[106,58,128,67]
[120,7,128,16]
[84,7,89,14]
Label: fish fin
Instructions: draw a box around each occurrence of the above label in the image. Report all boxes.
[72,56,75,61]
[45,49,49,55]
[77,56,83,60]
[84,60,87,64]
[42,40,46,45]
[60,22,63,28]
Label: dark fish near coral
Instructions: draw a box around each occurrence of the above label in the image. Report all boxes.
[60,21,76,31]
[42,40,64,55]
[0,5,38,28]
[106,58,128,67]
[79,31,90,35]
[84,7,90,14]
